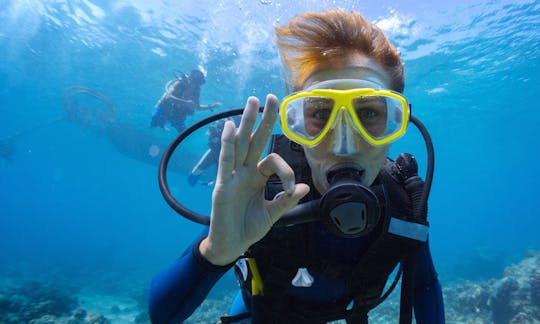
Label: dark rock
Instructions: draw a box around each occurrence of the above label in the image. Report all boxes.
[488,251,540,323]
[28,314,58,324]
[66,319,86,324]
[491,276,520,324]
[87,313,111,324]
[73,307,87,320]
[0,281,78,323]
[134,311,150,324]
[530,270,540,307]
[0,293,10,311]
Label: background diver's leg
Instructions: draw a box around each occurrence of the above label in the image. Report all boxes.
[169,113,186,133]
[150,105,168,128]
[187,149,214,186]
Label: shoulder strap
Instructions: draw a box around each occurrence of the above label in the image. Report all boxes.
[348,157,429,313]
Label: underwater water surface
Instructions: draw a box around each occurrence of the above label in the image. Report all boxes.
[1,0,539,323]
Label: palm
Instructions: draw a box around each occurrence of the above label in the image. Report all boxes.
[203,95,309,265]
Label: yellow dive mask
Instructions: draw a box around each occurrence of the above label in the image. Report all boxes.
[279,79,410,147]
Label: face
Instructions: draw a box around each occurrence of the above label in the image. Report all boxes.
[301,54,394,193]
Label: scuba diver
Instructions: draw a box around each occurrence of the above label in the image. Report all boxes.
[149,9,445,324]
[150,69,222,132]
[63,86,189,173]
[1,86,113,163]
[64,86,116,129]
[187,116,241,186]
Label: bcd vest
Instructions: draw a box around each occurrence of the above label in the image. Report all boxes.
[221,135,428,324]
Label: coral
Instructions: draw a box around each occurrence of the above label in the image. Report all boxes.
[488,251,540,324]
[438,251,540,323]
[441,280,493,323]
[509,311,536,323]
[531,270,540,308]
[28,314,58,324]
[0,281,78,324]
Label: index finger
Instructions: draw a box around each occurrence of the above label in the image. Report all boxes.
[245,94,279,165]
[235,97,260,166]
[215,120,236,183]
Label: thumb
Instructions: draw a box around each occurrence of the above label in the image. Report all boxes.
[266,183,310,224]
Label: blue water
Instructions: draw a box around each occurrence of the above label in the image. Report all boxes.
[1,0,539,315]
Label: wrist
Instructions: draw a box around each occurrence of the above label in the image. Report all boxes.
[198,236,237,266]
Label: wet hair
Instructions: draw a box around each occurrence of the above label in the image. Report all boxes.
[274,9,404,93]
[189,69,206,85]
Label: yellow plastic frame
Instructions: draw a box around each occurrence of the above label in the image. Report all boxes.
[280,88,410,147]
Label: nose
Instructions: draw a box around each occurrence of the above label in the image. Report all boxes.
[331,107,360,156]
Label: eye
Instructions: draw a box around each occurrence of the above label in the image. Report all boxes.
[304,97,334,122]
[353,97,387,124]
[312,108,332,121]
[357,109,379,122]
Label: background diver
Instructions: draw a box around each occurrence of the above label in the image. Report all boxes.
[150,69,222,133]
[1,86,115,163]
[187,116,241,186]
[149,9,444,324]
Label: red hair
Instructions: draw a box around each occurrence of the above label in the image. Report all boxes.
[274,10,404,92]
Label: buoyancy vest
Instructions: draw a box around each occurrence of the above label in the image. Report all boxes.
[222,135,428,324]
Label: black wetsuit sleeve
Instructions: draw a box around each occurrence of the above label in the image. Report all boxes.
[148,229,234,323]
[413,242,446,323]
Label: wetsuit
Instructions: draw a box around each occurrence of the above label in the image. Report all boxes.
[150,77,201,132]
[148,226,445,323]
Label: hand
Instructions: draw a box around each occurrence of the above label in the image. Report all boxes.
[199,95,310,265]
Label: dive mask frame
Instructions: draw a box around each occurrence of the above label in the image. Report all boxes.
[280,86,410,147]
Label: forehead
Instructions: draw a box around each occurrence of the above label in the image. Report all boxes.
[306,78,385,91]
[304,66,390,90]
[302,54,392,90]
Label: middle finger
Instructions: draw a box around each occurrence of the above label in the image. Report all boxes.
[245,94,278,166]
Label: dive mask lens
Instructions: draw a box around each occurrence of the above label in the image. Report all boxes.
[352,94,405,141]
[284,95,335,145]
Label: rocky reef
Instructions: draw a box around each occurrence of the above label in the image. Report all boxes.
[1,251,540,323]
[444,250,540,323]
[0,281,77,323]
[0,280,131,324]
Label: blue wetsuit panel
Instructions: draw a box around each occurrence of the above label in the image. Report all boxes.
[149,229,230,323]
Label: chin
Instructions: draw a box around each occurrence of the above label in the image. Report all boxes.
[305,146,388,191]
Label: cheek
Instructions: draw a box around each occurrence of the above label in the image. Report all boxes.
[303,147,330,190]
[362,146,390,184]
